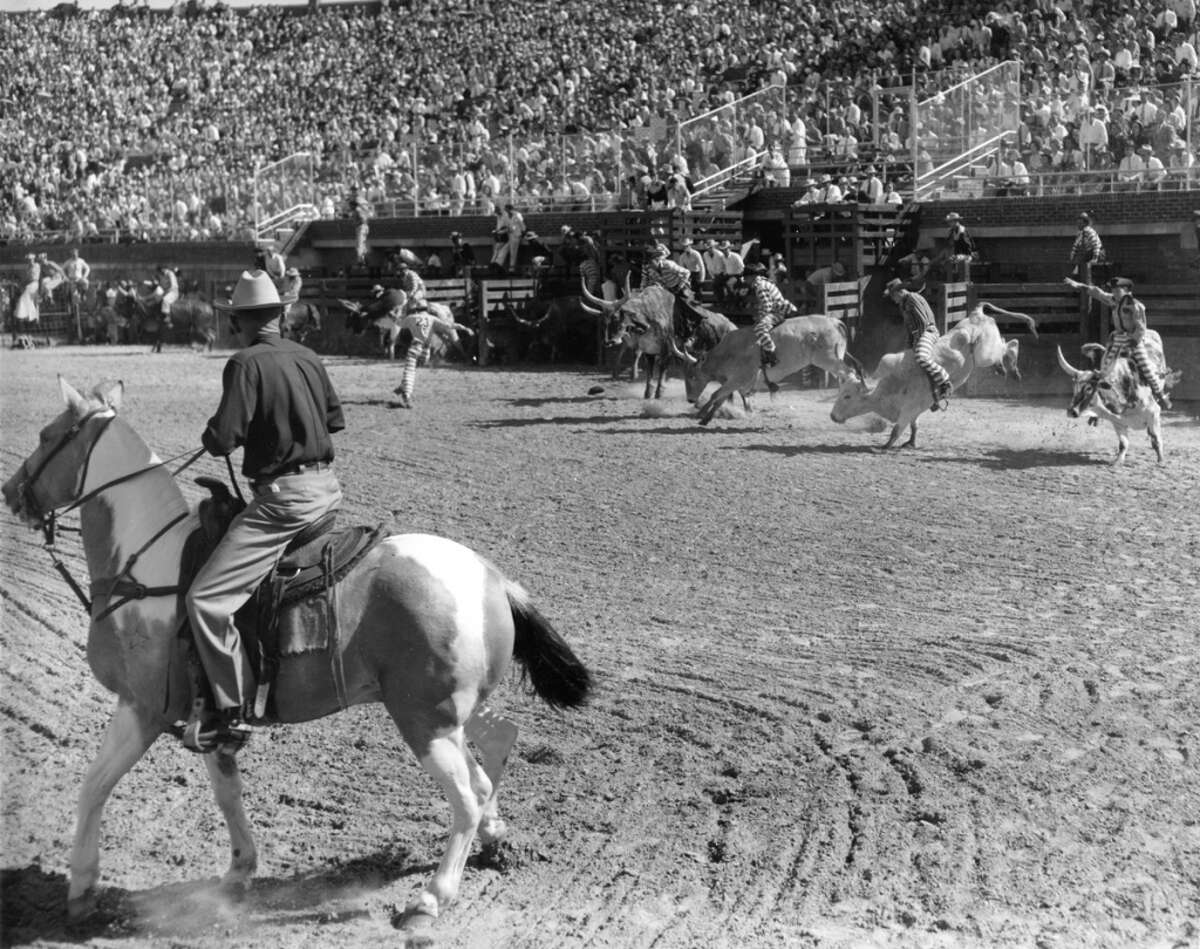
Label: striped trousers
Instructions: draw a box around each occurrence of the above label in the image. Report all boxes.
[913,328,951,389]
[1129,340,1168,403]
[395,312,435,401]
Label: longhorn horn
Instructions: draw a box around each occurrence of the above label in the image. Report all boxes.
[580,278,614,310]
[622,272,633,304]
[667,335,698,365]
[1056,345,1084,379]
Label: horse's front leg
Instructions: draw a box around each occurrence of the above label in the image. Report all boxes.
[68,698,162,920]
[203,750,258,899]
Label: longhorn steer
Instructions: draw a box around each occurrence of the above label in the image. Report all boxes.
[1056,331,1174,464]
[579,278,735,399]
[830,310,1035,448]
[678,315,864,426]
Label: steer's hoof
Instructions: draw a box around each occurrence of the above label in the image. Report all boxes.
[66,887,98,923]
[392,905,437,946]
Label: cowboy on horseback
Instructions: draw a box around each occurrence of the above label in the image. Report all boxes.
[187,270,345,750]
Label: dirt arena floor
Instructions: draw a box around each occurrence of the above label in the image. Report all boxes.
[1,345,1198,949]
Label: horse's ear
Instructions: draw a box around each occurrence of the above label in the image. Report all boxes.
[58,376,90,416]
[94,379,125,412]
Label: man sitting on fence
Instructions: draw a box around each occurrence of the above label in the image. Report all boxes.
[1063,275,1172,409]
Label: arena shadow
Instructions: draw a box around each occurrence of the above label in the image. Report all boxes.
[733,442,883,457]
[0,848,429,945]
[505,395,607,407]
[922,447,1103,469]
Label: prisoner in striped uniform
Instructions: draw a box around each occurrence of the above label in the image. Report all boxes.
[748,262,798,366]
[642,241,708,340]
[885,279,953,407]
[1064,275,1172,409]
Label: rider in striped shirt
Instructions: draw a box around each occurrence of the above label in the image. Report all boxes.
[642,241,707,340]
[749,262,798,366]
[1063,275,1171,408]
[885,279,953,408]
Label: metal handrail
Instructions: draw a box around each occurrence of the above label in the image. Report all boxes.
[939,166,1200,199]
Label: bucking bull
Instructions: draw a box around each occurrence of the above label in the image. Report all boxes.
[579,277,737,399]
[831,306,1038,448]
[341,298,474,363]
[1056,331,1180,464]
[678,314,864,426]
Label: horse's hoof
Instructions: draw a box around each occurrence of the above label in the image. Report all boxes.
[66,888,98,922]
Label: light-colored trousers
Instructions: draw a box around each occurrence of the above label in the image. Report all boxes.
[186,468,342,710]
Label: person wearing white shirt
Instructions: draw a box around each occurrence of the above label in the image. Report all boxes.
[1078,108,1110,169]
[1118,146,1149,188]
[746,120,765,152]
[1175,36,1198,70]
[721,241,745,282]
[675,238,706,294]
[703,240,728,302]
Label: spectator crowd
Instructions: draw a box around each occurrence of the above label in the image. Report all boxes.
[1,0,1198,245]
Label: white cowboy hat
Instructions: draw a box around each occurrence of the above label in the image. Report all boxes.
[214,270,282,313]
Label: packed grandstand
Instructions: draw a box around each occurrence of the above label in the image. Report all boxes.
[2,0,1198,244]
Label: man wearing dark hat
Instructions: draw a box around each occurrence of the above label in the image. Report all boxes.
[1063,275,1172,408]
[747,260,799,371]
[885,278,954,408]
[186,270,345,751]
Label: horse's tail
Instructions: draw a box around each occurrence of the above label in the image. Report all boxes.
[505,580,592,710]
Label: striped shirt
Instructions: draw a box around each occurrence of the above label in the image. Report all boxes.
[752,276,798,348]
[896,289,938,340]
[643,258,691,294]
[1071,225,1103,264]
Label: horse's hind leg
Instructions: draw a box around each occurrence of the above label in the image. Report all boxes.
[68,698,161,919]
[203,750,258,898]
[401,729,490,921]
[465,705,518,845]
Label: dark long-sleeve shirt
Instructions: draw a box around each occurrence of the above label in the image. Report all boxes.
[202,334,344,480]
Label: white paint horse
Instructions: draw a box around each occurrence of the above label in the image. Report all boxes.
[1,378,591,932]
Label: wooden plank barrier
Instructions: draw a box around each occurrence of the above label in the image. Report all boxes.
[1136,284,1200,339]
[818,280,861,341]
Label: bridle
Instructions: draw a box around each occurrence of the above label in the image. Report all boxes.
[16,407,204,616]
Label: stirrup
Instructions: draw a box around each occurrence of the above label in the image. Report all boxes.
[180,718,252,755]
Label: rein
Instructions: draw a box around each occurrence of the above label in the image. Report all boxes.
[26,413,207,614]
